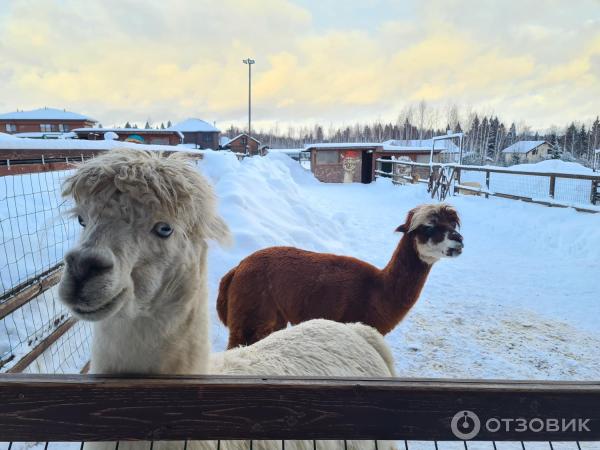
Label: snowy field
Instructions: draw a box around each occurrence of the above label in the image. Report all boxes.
[201,151,600,380]
[1,152,600,380]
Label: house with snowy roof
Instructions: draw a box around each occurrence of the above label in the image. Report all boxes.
[220,133,261,155]
[501,140,551,163]
[167,118,220,149]
[0,107,97,137]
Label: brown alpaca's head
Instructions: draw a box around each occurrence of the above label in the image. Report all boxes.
[396,204,463,264]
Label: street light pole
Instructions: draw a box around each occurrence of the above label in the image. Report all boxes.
[243,58,255,155]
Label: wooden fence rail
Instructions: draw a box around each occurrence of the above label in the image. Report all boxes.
[0,375,599,442]
[375,159,600,212]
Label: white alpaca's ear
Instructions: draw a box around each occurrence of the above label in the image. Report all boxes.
[207,215,233,247]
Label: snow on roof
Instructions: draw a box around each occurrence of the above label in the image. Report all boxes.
[167,118,220,133]
[0,132,18,141]
[595,148,600,154]
[14,132,76,139]
[219,136,231,146]
[0,107,96,122]
[501,140,547,154]
[227,134,261,145]
[0,136,204,153]
[382,139,460,153]
[73,127,184,139]
[268,148,304,155]
[304,142,381,150]
[305,140,460,153]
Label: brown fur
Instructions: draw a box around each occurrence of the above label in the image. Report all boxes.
[217,204,461,349]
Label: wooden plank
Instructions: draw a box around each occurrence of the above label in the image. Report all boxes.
[0,265,63,320]
[0,375,598,442]
[5,317,77,373]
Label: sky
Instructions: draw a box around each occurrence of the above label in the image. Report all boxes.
[0,0,599,132]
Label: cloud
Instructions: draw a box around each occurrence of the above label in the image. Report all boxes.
[0,0,598,130]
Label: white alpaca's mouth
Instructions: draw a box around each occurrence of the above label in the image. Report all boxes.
[71,288,127,321]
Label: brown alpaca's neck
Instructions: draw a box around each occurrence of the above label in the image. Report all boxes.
[380,235,432,330]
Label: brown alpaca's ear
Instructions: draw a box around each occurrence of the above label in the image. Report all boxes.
[395,208,416,233]
[395,224,407,233]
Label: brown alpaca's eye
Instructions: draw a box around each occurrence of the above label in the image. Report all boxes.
[153,222,173,238]
[77,215,86,227]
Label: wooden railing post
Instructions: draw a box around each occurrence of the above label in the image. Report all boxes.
[453,167,461,195]
[549,175,556,199]
[485,170,490,199]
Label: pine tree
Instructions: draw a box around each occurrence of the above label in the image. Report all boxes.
[549,132,561,159]
[167,120,172,128]
[160,122,165,129]
[144,121,151,129]
[125,121,131,128]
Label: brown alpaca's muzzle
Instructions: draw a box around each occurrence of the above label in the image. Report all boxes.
[445,230,464,257]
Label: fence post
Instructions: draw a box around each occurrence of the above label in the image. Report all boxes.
[485,170,490,199]
[592,179,598,205]
[453,167,461,195]
[549,176,556,199]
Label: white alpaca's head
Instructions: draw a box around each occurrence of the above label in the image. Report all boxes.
[59,148,230,322]
[396,203,463,265]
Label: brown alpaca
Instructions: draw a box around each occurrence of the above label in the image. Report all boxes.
[217,203,463,349]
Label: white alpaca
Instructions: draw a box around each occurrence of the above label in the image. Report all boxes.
[58,149,396,450]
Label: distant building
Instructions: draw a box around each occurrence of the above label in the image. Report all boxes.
[73,128,183,146]
[501,140,551,163]
[304,139,460,183]
[0,107,97,135]
[220,133,261,155]
[167,118,220,149]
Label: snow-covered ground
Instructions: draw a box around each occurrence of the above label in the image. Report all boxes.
[1,152,599,381]
[201,151,600,380]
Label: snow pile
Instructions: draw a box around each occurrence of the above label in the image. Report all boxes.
[0,132,18,141]
[0,136,204,153]
[197,152,600,380]
[509,158,594,174]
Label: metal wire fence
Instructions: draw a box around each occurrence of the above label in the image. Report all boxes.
[375,159,600,212]
[0,163,91,374]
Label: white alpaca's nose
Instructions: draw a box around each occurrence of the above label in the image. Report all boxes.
[65,248,114,284]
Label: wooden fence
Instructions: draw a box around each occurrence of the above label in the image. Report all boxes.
[0,375,599,445]
[375,159,600,213]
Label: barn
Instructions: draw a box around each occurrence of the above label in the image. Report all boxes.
[304,139,458,183]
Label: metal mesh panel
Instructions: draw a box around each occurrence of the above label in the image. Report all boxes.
[0,165,90,374]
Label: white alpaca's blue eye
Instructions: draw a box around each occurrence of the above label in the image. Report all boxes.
[77,215,86,227]
[153,222,173,238]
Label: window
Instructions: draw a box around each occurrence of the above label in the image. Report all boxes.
[316,151,339,164]
[5,123,17,132]
[40,124,55,132]
[58,124,70,132]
